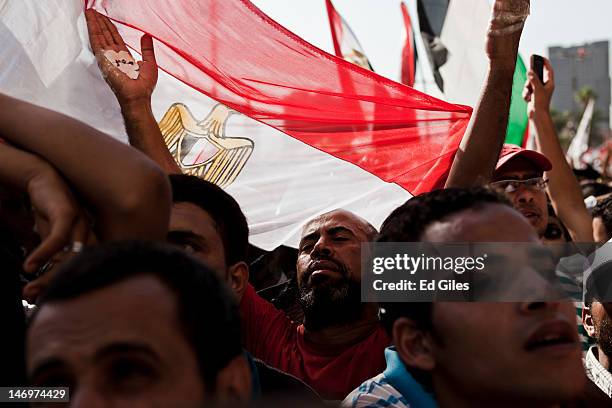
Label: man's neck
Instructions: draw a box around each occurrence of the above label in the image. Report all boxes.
[303,304,380,346]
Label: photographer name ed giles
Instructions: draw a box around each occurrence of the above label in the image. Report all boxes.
[372,279,470,292]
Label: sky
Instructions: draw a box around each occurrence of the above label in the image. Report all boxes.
[251,0,612,90]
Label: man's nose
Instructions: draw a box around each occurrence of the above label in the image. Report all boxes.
[518,301,561,315]
[515,186,535,203]
[312,236,332,257]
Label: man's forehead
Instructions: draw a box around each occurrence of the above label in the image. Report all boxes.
[422,203,539,243]
[172,202,218,227]
[301,211,364,236]
[170,203,223,240]
[28,276,178,363]
[494,157,542,180]
[494,170,542,181]
[31,276,179,337]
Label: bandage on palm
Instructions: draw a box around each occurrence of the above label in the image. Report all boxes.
[489,0,530,36]
[103,50,140,80]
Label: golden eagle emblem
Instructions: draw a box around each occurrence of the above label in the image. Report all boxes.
[159,103,254,188]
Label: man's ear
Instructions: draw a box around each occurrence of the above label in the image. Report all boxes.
[393,317,435,372]
[583,304,597,337]
[228,261,249,301]
[214,355,252,407]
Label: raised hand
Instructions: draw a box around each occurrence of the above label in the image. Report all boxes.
[485,0,530,68]
[445,0,530,188]
[523,58,555,119]
[85,9,158,105]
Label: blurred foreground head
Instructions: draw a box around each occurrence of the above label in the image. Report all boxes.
[378,188,584,407]
[27,241,252,408]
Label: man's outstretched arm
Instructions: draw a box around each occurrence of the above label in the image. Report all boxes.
[446,0,530,188]
[85,9,182,174]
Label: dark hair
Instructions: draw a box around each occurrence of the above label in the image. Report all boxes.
[573,165,601,182]
[35,240,242,388]
[378,187,511,243]
[592,196,612,239]
[585,260,612,306]
[581,182,611,199]
[169,174,248,265]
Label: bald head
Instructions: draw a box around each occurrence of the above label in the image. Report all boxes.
[301,209,378,242]
[297,209,377,291]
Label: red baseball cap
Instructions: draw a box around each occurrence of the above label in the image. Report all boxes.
[495,144,552,173]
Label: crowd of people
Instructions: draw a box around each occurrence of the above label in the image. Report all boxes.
[1,1,612,407]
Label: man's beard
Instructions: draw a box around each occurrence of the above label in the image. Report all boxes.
[595,312,612,358]
[298,267,363,331]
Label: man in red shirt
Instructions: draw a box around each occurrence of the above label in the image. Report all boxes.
[241,209,389,400]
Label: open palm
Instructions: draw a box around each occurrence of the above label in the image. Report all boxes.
[85,9,158,104]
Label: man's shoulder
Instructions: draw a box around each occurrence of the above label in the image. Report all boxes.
[341,374,411,408]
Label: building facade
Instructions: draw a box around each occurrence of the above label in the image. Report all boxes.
[549,41,611,140]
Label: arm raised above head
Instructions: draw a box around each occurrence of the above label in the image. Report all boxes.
[446,0,530,188]
[525,58,593,242]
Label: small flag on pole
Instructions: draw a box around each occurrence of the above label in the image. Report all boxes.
[400,1,416,87]
[324,0,374,71]
[567,99,596,168]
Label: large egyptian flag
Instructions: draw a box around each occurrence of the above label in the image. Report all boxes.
[325,0,374,71]
[0,0,471,249]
